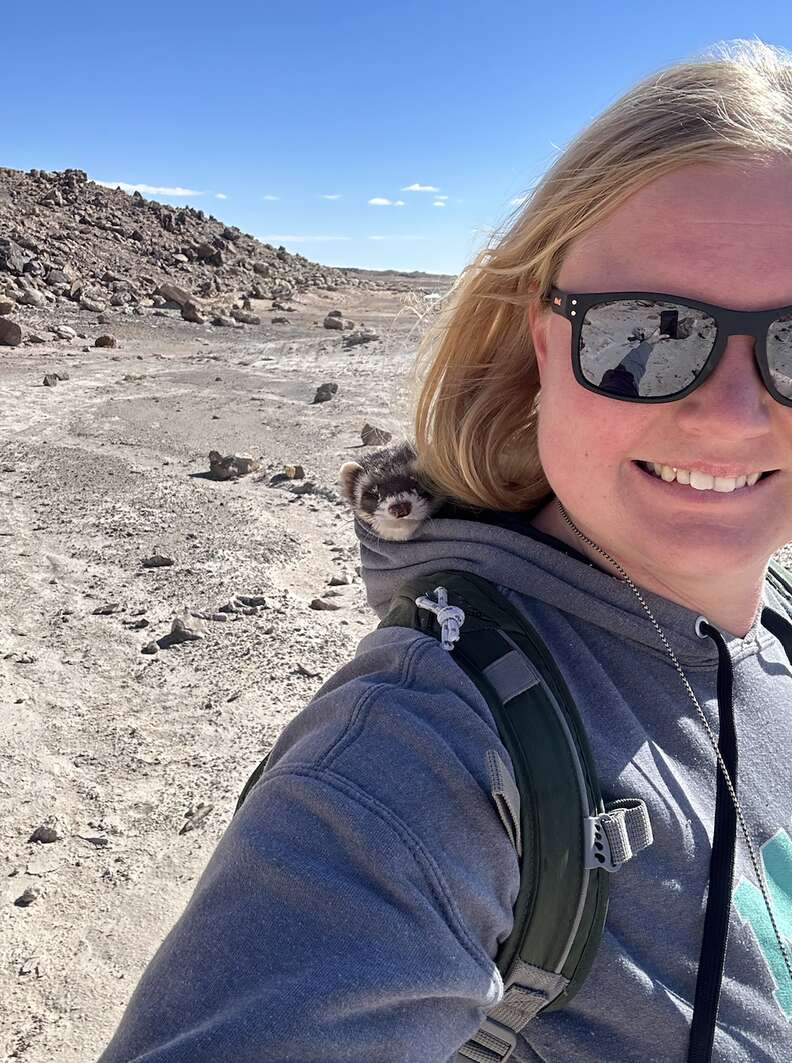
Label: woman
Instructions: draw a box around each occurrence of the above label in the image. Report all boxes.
[99,40,792,1062]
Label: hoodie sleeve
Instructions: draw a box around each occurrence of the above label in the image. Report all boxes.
[97,627,520,1063]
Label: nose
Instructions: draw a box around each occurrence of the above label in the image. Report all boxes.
[674,334,771,438]
[388,500,412,518]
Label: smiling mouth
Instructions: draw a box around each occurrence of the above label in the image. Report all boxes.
[632,460,779,493]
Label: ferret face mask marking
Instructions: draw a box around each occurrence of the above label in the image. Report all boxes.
[339,442,445,541]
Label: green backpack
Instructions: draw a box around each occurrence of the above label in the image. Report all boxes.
[235,560,792,1063]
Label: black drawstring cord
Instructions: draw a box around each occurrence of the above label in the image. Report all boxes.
[686,623,738,1063]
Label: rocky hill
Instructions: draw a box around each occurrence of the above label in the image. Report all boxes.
[0,166,452,346]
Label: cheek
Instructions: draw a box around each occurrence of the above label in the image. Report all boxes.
[537,355,648,494]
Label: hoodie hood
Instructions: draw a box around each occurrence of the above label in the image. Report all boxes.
[355,512,784,669]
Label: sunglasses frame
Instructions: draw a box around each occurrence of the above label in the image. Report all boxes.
[548,286,792,407]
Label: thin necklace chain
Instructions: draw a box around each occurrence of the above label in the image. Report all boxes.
[558,501,792,986]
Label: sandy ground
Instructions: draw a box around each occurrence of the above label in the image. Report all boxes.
[0,287,428,1061]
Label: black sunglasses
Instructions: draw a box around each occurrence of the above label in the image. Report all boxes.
[549,287,792,406]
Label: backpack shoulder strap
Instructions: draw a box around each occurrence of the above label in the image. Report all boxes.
[378,569,652,1062]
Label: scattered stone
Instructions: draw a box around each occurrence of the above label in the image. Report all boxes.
[80,297,105,313]
[211,315,241,328]
[4,651,37,664]
[0,318,23,346]
[284,465,305,479]
[271,316,289,324]
[54,371,70,381]
[309,597,343,611]
[141,553,174,568]
[28,818,65,844]
[94,334,117,348]
[141,641,159,655]
[179,802,214,834]
[92,603,122,615]
[361,423,392,446]
[344,329,380,348]
[18,288,46,308]
[27,334,47,344]
[123,617,150,630]
[170,609,207,642]
[42,373,59,387]
[181,300,204,324]
[231,309,261,325]
[323,313,344,330]
[328,573,351,586]
[295,662,321,678]
[207,451,260,480]
[0,299,15,315]
[53,325,77,339]
[312,382,338,404]
[14,886,41,908]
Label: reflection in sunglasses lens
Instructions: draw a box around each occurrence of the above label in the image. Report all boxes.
[580,299,717,399]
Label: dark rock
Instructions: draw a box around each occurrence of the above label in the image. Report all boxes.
[312,382,338,404]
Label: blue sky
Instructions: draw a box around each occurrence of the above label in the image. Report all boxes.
[5,1,792,275]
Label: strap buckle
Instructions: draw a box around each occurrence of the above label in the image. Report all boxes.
[455,1014,518,1062]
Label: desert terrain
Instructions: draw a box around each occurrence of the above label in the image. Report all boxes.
[0,166,455,1061]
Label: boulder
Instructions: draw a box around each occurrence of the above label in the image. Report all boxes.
[0,318,22,346]
[181,300,205,324]
[155,282,192,307]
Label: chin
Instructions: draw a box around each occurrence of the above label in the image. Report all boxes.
[371,517,421,541]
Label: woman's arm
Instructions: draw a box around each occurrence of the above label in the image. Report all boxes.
[97,628,520,1062]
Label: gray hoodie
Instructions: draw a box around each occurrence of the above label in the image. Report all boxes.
[98,511,792,1062]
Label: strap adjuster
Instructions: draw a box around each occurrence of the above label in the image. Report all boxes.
[584,799,653,873]
[455,1014,517,1062]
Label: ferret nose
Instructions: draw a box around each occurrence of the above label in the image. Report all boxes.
[388,500,412,518]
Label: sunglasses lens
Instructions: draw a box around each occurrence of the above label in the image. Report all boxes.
[767,314,792,399]
[579,299,717,399]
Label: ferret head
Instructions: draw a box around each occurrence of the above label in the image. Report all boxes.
[339,441,444,541]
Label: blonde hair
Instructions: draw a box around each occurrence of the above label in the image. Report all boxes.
[413,39,792,512]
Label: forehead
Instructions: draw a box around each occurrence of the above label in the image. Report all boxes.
[557,159,792,309]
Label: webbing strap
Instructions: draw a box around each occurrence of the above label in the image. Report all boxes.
[592,799,654,870]
[455,963,569,1062]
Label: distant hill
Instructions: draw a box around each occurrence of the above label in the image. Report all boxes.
[0,167,454,321]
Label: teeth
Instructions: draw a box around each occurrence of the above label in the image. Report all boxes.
[643,462,766,492]
[690,470,715,491]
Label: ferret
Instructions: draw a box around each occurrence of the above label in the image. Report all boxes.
[339,441,445,540]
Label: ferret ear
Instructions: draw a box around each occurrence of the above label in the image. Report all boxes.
[339,461,364,503]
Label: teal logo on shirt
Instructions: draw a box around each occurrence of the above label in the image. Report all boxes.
[733,827,792,1017]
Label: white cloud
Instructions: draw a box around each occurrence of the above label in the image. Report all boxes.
[434,194,449,200]
[93,180,203,196]
[369,197,394,206]
[320,193,342,199]
[262,194,280,201]
[433,201,446,208]
[402,183,440,192]
[215,192,227,200]
[257,234,352,243]
[394,200,406,207]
